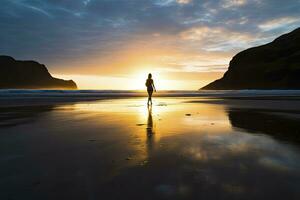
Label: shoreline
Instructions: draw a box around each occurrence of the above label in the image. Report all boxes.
[1,94,300,108]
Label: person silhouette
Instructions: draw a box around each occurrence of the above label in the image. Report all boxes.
[145,73,156,105]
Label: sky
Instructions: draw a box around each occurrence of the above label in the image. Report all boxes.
[0,0,300,90]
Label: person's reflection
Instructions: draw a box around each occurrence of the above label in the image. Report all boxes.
[146,104,155,152]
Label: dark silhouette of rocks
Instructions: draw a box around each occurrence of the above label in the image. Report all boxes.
[202,27,300,90]
[0,56,77,89]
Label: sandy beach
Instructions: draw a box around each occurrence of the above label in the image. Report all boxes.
[0,91,300,200]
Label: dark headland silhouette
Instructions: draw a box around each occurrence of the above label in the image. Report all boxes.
[0,56,77,89]
[202,27,300,90]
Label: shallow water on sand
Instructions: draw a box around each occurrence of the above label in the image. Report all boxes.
[1,97,300,200]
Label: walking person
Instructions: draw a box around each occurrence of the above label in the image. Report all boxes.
[145,73,156,105]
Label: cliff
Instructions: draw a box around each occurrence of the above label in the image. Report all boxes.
[0,56,77,89]
[202,27,300,90]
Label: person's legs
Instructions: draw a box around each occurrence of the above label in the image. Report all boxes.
[147,90,150,104]
[150,90,153,104]
[147,90,153,104]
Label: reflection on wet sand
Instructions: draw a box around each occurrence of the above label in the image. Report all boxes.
[146,104,155,154]
[0,98,300,200]
[147,104,155,136]
[0,105,54,128]
[228,109,300,143]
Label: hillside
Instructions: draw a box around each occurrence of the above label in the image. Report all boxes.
[202,28,300,90]
[0,56,77,89]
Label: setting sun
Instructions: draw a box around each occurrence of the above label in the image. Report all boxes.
[131,69,164,90]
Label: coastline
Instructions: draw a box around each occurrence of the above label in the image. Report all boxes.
[1,89,300,107]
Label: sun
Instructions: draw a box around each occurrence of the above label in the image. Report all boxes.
[131,70,164,91]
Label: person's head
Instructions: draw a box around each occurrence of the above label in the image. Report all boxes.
[148,73,152,79]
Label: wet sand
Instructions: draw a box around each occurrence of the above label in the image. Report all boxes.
[1,97,300,200]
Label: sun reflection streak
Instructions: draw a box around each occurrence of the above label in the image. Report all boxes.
[58,98,233,167]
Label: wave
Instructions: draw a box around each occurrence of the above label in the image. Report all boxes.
[0,89,300,98]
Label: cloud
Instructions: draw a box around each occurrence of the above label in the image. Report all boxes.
[222,0,248,8]
[159,64,228,72]
[177,0,193,4]
[19,4,52,17]
[180,26,259,51]
[83,0,91,6]
[9,0,53,18]
[155,0,192,6]
[258,17,300,31]
[0,0,299,76]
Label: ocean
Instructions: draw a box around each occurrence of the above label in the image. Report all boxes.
[1,89,300,98]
